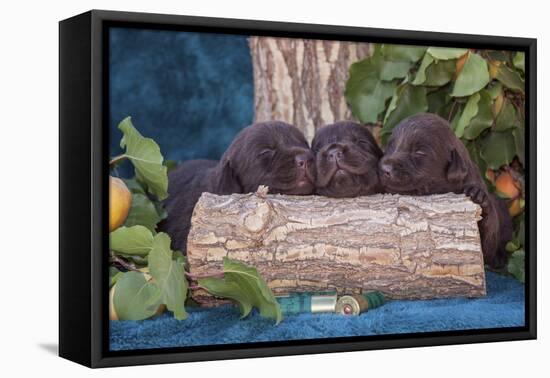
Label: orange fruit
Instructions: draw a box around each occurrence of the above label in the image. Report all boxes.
[109,176,132,232]
[508,198,524,217]
[495,171,520,199]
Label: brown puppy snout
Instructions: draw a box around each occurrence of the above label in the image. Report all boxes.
[379,156,408,181]
[293,149,316,185]
[312,122,382,198]
[325,145,345,164]
[295,151,314,170]
[379,161,392,178]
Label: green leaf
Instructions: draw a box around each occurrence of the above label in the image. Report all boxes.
[487,51,513,63]
[480,130,517,169]
[173,250,187,268]
[412,54,433,85]
[486,82,503,100]
[113,271,162,320]
[465,140,488,183]
[221,257,282,324]
[513,52,525,73]
[494,99,520,132]
[154,202,168,222]
[506,240,520,253]
[109,267,123,288]
[372,49,414,80]
[345,55,399,123]
[495,64,525,93]
[463,91,493,140]
[451,53,490,97]
[345,59,396,122]
[117,254,149,267]
[345,46,425,123]
[118,117,168,200]
[199,277,253,318]
[455,92,480,138]
[423,59,455,87]
[450,106,462,132]
[346,78,396,123]
[427,85,453,116]
[199,258,282,324]
[427,47,468,60]
[381,84,428,145]
[507,249,525,283]
[123,177,147,195]
[382,77,407,124]
[149,233,188,320]
[124,193,164,232]
[380,44,427,62]
[413,53,455,86]
[513,127,525,165]
[110,225,154,256]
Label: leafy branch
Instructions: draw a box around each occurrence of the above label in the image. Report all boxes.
[112,117,169,200]
[108,118,281,322]
[110,226,282,323]
[345,44,526,282]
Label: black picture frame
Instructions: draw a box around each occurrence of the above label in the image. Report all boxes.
[59,9,537,368]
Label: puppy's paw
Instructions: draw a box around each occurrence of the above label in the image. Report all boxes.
[463,184,490,212]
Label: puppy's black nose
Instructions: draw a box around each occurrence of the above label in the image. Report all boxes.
[327,147,343,162]
[295,153,313,169]
[380,162,393,178]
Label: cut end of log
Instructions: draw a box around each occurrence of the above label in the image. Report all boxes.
[187,193,486,305]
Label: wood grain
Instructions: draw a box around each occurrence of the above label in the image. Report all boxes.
[187,188,487,305]
[249,36,371,142]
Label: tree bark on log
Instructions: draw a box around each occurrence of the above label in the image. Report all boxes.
[249,37,371,142]
[187,188,487,305]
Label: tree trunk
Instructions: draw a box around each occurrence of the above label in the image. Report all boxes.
[249,36,371,142]
[187,188,487,305]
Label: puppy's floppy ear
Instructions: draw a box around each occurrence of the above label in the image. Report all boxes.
[446,148,468,185]
[211,158,243,194]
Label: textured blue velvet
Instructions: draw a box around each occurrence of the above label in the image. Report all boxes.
[109,28,254,176]
[110,271,525,351]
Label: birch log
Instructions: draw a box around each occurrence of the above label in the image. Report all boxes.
[187,188,487,305]
[249,37,371,142]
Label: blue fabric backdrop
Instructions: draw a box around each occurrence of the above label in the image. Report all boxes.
[110,271,524,351]
[108,28,525,351]
[109,27,254,175]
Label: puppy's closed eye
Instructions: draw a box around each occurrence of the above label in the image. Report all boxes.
[258,148,275,157]
[414,150,427,156]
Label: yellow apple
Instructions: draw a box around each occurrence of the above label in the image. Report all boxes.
[109,176,132,232]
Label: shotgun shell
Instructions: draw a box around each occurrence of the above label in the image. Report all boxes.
[336,292,386,315]
[276,292,338,314]
[335,295,368,315]
[310,293,338,313]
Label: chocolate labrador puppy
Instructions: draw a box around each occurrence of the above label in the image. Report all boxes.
[159,121,316,253]
[379,113,512,268]
[312,121,383,197]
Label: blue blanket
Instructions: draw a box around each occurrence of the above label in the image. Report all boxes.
[110,271,524,351]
